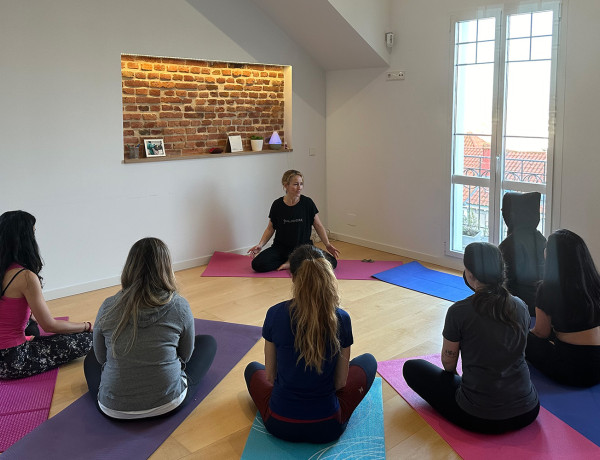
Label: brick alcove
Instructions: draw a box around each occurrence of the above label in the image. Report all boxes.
[121,54,290,162]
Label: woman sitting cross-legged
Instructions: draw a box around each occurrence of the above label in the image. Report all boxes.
[526,229,600,387]
[403,242,539,434]
[0,210,93,380]
[84,237,217,419]
[244,244,377,443]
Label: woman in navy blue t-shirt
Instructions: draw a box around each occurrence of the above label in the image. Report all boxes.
[244,245,377,443]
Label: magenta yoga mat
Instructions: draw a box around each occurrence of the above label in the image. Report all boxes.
[3,319,262,460]
[202,251,403,280]
[378,355,600,460]
[0,316,68,452]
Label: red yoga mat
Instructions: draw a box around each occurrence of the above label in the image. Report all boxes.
[202,251,403,280]
[377,355,600,460]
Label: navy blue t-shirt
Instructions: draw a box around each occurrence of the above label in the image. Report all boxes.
[263,300,353,420]
[269,196,318,251]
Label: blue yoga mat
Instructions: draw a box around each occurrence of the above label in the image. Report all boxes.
[3,319,262,460]
[529,366,600,447]
[373,261,471,302]
[240,377,385,460]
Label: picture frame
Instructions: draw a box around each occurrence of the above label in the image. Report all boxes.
[227,135,243,153]
[144,139,166,157]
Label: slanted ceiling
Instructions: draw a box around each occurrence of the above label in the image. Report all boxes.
[251,0,390,70]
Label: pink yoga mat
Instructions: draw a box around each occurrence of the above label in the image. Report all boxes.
[378,355,600,459]
[0,369,59,452]
[0,316,67,451]
[201,251,403,280]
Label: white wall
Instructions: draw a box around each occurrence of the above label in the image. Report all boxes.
[326,0,600,268]
[0,0,327,299]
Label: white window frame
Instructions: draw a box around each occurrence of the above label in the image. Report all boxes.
[445,1,562,258]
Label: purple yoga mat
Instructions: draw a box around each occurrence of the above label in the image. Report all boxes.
[202,251,403,280]
[378,355,600,459]
[3,319,262,460]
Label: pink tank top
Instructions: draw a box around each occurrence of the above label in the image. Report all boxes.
[0,264,30,349]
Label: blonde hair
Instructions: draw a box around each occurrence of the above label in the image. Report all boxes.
[100,237,177,357]
[281,169,303,188]
[289,245,340,374]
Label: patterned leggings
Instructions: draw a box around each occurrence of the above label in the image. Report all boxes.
[0,333,92,379]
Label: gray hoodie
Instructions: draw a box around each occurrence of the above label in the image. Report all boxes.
[93,293,194,411]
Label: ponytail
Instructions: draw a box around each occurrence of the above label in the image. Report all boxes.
[289,245,341,373]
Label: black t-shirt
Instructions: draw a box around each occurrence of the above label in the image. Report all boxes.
[443,295,538,420]
[269,196,318,251]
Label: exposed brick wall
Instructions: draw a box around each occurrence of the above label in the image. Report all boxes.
[121,55,286,158]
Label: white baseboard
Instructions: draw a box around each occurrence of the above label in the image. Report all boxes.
[43,247,255,301]
[330,232,464,271]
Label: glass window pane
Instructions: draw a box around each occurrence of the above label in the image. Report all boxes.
[477,41,495,63]
[478,18,496,41]
[508,13,531,38]
[451,184,490,251]
[532,11,553,36]
[503,138,548,185]
[454,63,494,135]
[457,43,476,64]
[458,20,477,43]
[531,36,552,60]
[505,61,551,138]
[508,38,530,61]
[454,135,492,177]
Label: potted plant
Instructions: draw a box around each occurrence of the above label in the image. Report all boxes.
[250,135,264,152]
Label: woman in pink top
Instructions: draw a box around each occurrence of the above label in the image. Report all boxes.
[0,211,93,379]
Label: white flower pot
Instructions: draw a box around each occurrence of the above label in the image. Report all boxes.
[250,139,263,151]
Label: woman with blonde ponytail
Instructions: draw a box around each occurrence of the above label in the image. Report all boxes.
[84,238,217,419]
[244,245,376,443]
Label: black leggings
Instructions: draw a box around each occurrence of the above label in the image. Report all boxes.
[402,359,540,434]
[84,334,217,418]
[251,243,337,273]
[526,332,600,387]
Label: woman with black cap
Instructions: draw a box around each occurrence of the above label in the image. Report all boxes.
[402,242,539,434]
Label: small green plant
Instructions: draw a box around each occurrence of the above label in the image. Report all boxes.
[250,135,263,140]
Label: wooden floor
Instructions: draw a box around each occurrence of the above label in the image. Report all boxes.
[45,241,462,459]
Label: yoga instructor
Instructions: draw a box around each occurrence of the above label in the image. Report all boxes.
[248,169,340,272]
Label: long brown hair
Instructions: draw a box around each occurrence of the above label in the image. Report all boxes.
[288,245,340,374]
[100,237,177,356]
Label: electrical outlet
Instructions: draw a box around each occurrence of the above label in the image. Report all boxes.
[309,147,316,156]
[386,71,405,81]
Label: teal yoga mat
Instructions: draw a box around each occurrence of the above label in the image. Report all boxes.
[240,377,385,460]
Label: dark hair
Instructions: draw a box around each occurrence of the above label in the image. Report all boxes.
[0,210,43,284]
[537,229,600,327]
[464,242,521,330]
[288,245,340,374]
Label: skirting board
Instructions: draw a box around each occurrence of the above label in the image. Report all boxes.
[42,247,258,301]
[330,232,464,272]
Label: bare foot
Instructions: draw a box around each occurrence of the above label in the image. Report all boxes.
[277,262,290,271]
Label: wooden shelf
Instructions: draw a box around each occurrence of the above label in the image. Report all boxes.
[122,149,292,164]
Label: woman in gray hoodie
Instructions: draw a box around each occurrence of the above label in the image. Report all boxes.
[84,237,216,419]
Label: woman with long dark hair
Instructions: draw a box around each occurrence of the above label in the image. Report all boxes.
[244,245,377,443]
[527,229,600,387]
[403,242,539,433]
[84,238,217,419]
[0,210,93,379]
